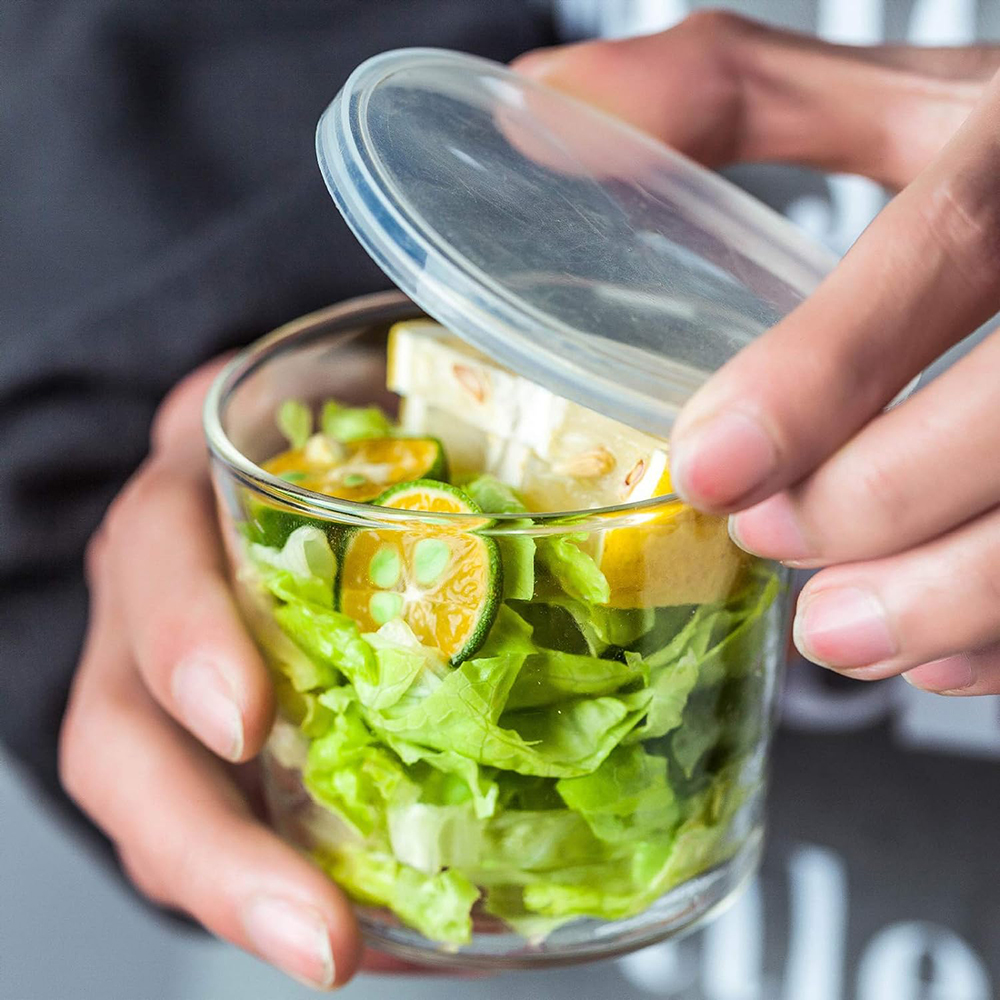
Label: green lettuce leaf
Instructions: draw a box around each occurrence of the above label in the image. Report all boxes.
[465,475,535,601]
[320,399,393,442]
[474,809,612,882]
[482,886,576,942]
[556,745,680,845]
[276,399,312,449]
[693,572,781,689]
[476,603,537,656]
[506,649,647,710]
[633,764,751,897]
[274,601,375,682]
[384,738,499,820]
[247,525,336,608]
[240,587,340,692]
[520,870,642,921]
[625,647,701,743]
[538,532,611,605]
[303,705,415,839]
[363,652,645,777]
[356,619,449,711]
[314,843,479,945]
[623,574,779,744]
[387,800,485,874]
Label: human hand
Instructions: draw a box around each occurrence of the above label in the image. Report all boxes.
[59,359,429,989]
[515,15,1000,695]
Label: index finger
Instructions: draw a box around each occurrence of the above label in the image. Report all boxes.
[514,14,994,186]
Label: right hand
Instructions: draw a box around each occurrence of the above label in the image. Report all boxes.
[515,16,1000,696]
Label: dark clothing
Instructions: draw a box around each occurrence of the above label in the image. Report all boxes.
[3,3,999,994]
[0,0,556,810]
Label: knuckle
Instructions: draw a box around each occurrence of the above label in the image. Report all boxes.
[679,8,750,39]
[968,549,1000,631]
[151,360,225,453]
[917,178,1000,292]
[57,700,89,808]
[117,846,174,908]
[103,462,167,546]
[849,460,908,536]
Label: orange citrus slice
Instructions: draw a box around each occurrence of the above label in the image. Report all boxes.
[337,480,500,663]
[263,436,447,503]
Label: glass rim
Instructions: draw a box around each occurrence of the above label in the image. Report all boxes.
[203,291,687,535]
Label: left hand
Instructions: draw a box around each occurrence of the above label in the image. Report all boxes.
[515,14,1000,695]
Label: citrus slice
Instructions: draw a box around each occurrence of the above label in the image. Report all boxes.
[596,461,748,608]
[599,508,748,608]
[337,480,500,663]
[263,436,447,503]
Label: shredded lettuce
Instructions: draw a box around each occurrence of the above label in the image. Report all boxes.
[248,525,336,608]
[277,399,313,449]
[314,843,479,945]
[244,449,781,946]
[465,475,536,601]
[537,532,611,605]
[556,745,680,844]
[320,400,393,442]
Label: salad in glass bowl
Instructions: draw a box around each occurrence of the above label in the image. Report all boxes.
[207,303,786,965]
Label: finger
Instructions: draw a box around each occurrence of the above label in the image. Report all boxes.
[106,358,272,762]
[729,327,1000,564]
[902,641,1000,696]
[667,67,1000,514]
[514,13,994,185]
[59,579,361,989]
[105,452,274,762]
[791,505,1000,679]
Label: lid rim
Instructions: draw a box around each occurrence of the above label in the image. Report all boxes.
[317,48,840,436]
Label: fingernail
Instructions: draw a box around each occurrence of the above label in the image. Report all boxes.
[794,587,896,669]
[729,494,810,560]
[171,655,244,761]
[242,896,336,990]
[671,411,777,507]
[903,656,975,694]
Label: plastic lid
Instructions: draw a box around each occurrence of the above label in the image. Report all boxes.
[316,48,838,437]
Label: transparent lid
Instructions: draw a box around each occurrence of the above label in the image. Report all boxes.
[316,48,838,437]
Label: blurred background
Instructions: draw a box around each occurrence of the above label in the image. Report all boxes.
[3,1,999,998]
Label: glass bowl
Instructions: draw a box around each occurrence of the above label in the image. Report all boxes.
[204,290,789,969]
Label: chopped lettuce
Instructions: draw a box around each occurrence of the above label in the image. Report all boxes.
[465,475,536,601]
[244,410,781,946]
[314,843,479,945]
[248,525,336,608]
[356,619,448,711]
[363,653,642,777]
[303,704,415,838]
[277,399,313,449]
[320,400,393,442]
[475,809,611,881]
[388,800,485,874]
[537,532,611,605]
[556,745,680,845]
[671,687,724,778]
[274,602,375,682]
[505,649,646,710]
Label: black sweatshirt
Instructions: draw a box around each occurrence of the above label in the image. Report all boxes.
[3,2,999,991]
[0,0,556,812]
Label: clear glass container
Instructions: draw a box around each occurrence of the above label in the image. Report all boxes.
[204,291,790,968]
